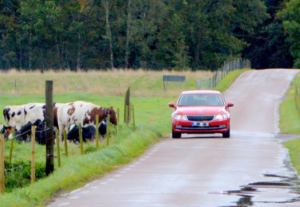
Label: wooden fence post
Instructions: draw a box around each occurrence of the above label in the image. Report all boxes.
[129,103,132,123]
[107,114,110,146]
[124,87,130,124]
[31,125,36,183]
[125,106,129,126]
[45,80,54,176]
[9,129,15,163]
[79,123,84,155]
[116,108,119,135]
[132,104,136,132]
[63,130,68,157]
[95,115,99,148]
[0,134,4,194]
[56,131,61,167]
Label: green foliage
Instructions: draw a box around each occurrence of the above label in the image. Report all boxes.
[84,145,97,154]
[243,0,293,69]
[278,0,300,68]
[0,0,276,70]
[4,161,46,193]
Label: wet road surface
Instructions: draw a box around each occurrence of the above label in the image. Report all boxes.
[48,69,300,207]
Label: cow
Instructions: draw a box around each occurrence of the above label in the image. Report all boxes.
[3,102,64,140]
[3,105,27,131]
[23,103,45,125]
[0,123,14,140]
[15,119,47,145]
[67,120,107,143]
[3,103,45,131]
[57,101,117,141]
[67,124,96,143]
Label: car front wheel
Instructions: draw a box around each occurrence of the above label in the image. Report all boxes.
[172,129,181,138]
[222,128,230,138]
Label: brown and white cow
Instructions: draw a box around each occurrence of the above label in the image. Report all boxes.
[57,101,117,140]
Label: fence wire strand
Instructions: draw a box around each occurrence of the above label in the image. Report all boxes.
[197,59,250,90]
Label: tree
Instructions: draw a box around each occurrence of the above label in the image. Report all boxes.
[20,0,63,71]
[278,0,300,68]
[102,0,115,70]
[0,0,19,70]
[242,0,293,69]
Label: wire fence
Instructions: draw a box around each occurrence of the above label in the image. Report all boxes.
[4,161,31,173]
[197,59,251,90]
[0,101,137,194]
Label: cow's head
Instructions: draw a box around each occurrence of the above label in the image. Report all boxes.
[0,123,16,140]
[107,107,117,125]
[3,107,11,123]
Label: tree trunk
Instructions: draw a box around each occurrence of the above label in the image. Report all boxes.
[125,0,131,69]
[55,36,63,71]
[195,30,201,67]
[77,33,81,72]
[103,0,114,70]
[29,32,32,71]
[19,41,22,70]
[40,48,44,73]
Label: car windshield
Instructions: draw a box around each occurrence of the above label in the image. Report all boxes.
[177,94,224,106]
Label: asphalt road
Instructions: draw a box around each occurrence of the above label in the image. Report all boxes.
[48,69,300,207]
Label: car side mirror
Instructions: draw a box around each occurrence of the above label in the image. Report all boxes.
[169,102,175,108]
[227,102,234,107]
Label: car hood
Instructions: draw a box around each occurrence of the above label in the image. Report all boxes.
[175,106,227,116]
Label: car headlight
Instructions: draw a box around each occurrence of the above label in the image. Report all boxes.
[214,113,230,120]
[174,114,188,120]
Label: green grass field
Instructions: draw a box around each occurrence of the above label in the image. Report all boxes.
[0,68,250,206]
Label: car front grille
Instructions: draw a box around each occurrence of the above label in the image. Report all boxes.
[175,125,226,130]
[187,115,214,121]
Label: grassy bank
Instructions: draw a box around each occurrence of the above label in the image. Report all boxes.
[0,69,249,206]
[214,69,249,92]
[280,72,300,174]
[279,72,300,133]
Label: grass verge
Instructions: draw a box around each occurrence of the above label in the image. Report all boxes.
[279,72,300,134]
[214,69,250,92]
[280,72,300,174]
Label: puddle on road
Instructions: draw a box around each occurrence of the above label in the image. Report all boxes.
[213,174,300,207]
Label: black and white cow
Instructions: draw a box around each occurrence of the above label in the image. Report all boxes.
[3,103,63,140]
[66,120,107,143]
[15,119,47,145]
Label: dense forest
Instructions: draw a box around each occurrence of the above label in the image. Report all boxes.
[0,0,299,71]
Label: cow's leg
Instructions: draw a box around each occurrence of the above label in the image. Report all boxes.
[57,119,64,142]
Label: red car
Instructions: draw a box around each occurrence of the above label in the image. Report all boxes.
[169,90,233,138]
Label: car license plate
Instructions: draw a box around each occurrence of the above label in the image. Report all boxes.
[192,122,209,127]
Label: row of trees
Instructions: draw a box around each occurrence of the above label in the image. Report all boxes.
[0,0,299,71]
